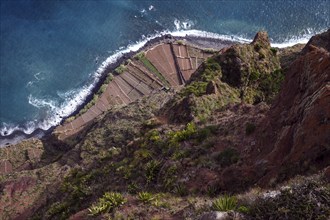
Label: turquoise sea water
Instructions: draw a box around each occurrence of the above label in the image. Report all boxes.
[0,0,329,142]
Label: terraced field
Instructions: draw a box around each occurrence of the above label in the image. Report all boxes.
[54,42,214,139]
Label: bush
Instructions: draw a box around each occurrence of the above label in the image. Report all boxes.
[88,192,126,216]
[180,81,208,97]
[259,68,285,103]
[115,64,127,74]
[168,122,197,145]
[254,43,262,51]
[104,73,114,84]
[270,47,278,55]
[174,183,188,196]
[245,122,256,135]
[145,160,162,183]
[216,148,240,167]
[248,180,330,219]
[212,195,238,211]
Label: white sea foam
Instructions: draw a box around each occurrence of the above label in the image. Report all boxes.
[173,19,194,30]
[1,27,321,140]
[148,5,154,11]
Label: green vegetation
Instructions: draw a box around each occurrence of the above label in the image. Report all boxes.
[45,202,69,219]
[97,84,108,95]
[180,57,222,97]
[174,183,188,196]
[212,195,238,211]
[115,64,127,74]
[134,52,170,87]
[270,47,278,55]
[180,81,208,97]
[245,122,256,135]
[144,160,162,183]
[203,48,217,53]
[254,43,262,51]
[167,122,197,144]
[88,192,127,216]
[137,192,155,204]
[248,179,330,219]
[215,148,240,167]
[65,72,114,122]
[258,68,285,103]
[104,72,114,84]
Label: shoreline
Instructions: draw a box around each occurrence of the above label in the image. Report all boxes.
[0,34,240,147]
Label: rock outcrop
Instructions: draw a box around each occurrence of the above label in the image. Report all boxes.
[251,29,330,184]
[218,31,281,103]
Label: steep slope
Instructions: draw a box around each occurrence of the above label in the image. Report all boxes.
[251,30,330,185]
[0,31,329,220]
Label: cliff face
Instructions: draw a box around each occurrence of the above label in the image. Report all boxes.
[0,31,329,220]
[252,30,330,184]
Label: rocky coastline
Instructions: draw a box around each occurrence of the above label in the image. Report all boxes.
[0,34,237,147]
[0,30,329,220]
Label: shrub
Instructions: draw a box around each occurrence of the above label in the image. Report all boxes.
[245,122,256,135]
[168,122,197,145]
[249,71,260,81]
[128,182,139,194]
[237,205,250,214]
[145,160,162,183]
[248,179,330,219]
[115,64,127,74]
[195,125,218,142]
[45,202,69,219]
[180,81,208,97]
[259,68,285,103]
[88,192,126,216]
[212,195,238,211]
[216,148,240,167]
[162,165,178,191]
[104,73,114,84]
[254,43,261,51]
[258,51,266,59]
[203,48,217,53]
[174,183,188,196]
[96,84,107,95]
[270,47,277,55]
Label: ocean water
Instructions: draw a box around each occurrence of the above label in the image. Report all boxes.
[0,0,329,143]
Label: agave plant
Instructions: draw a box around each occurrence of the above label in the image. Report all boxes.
[212,195,238,211]
[88,192,127,216]
[137,191,155,204]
